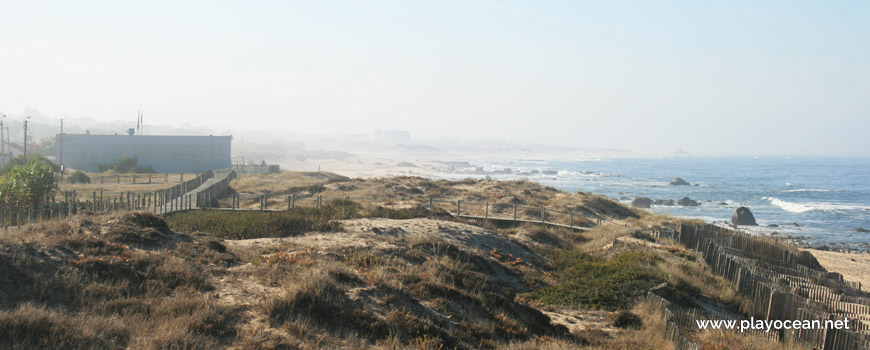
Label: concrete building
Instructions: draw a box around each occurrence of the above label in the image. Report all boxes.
[56,134,231,173]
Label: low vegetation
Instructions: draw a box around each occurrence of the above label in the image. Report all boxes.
[534,250,665,310]
[66,170,90,184]
[0,172,809,349]
[0,158,57,208]
[166,200,439,239]
[0,212,237,349]
[97,154,154,173]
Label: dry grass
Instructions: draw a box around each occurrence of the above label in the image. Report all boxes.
[247,233,572,349]
[0,212,237,349]
[229,171,348,195]
[695,330,807,350]
[502,300,674,350]
[222,173,639,225]
[0,171,802,349]
[58,172,197,194]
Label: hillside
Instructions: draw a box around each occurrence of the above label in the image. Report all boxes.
[0,172,847,349]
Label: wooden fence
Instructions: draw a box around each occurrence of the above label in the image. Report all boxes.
[71,172,199,185]
[655,224,870,350]
[209,194,609,231]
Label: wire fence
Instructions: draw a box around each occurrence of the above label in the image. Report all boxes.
[207,193,611,231]
[63,172,200,186]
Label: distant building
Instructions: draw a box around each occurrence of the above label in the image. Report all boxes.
[56,134,231,173]
[372,129,411,144]
[6,143,25,158]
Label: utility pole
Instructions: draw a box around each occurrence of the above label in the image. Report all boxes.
[60,118,64,182]
[0,115,5,168]
[23,118,29,159]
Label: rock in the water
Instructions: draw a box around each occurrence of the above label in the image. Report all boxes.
[631,197,653,208]
[731,206,758,226]
[854,228,870,233]
[669,177,691,186]
[677,197,700,206]
[661,199,676,206]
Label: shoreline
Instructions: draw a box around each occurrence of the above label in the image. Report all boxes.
[803,248,870,291]
[298,157,869,251]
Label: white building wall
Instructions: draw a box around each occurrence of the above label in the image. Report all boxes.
[56,134,231,173]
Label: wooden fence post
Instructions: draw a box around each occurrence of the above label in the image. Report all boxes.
[457,200,461,216]
[513,204,517,221]
[485,202,489,219]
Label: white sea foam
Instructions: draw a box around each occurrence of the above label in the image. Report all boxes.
[764,197,870,213]
[784,188,835,193]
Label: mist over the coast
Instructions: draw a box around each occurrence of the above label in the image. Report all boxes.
[2,1,869,157]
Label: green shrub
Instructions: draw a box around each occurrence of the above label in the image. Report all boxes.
[0,159,58,208]
[167,200,360,239]
[67,170,90,184]
[608,310,642,329]
[365,205,430,219]
[2,154,60,174]
[533,251,664,310]
[97,154,154,174]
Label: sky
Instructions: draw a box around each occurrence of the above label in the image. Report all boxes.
[1,0,868,156]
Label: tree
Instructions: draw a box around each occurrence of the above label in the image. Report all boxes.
[67,170,90,184]
[115,154,138,173]
[0,159,58,209]
[97,154,155,174]
[31,136,56,157]
[2,154,61,174]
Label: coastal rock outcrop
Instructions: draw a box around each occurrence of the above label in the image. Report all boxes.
[669,177,691,186]
[677,197,700,206]
[731,206,758,226]
[655,199,675,206]
[631,197,652,208]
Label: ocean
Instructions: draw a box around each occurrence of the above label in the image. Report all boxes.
[433,157,870,250]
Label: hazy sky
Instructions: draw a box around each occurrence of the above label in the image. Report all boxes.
[1,1,868,156]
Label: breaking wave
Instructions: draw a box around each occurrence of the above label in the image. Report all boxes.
[764,197,870,213]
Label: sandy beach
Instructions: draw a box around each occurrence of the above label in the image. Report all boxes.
[805,249,870,290]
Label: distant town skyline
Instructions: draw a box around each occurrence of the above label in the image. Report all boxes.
[1,1,868,156]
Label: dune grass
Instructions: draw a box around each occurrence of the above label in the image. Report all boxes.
[533,250,666,310]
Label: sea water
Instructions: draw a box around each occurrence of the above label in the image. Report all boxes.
[434,157,870,250]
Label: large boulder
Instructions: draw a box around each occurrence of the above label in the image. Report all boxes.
[731,206,758,226]
[677,197,700,206]
[669,177,691,186]
[660,199,676,206]
[631,197,653,208]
